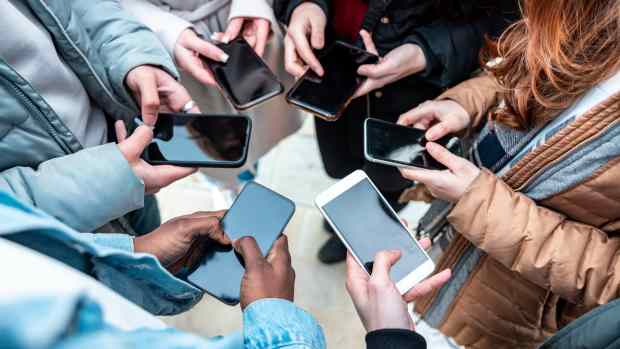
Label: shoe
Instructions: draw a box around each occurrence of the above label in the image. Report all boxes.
[318,235,347,264]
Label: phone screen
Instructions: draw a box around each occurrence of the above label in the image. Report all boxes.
[205,38,283,109]
[287,41,379,118]
[366,118,459,170]
[321,178,428,281]
[143,113,251,167]
[187,182,295,305]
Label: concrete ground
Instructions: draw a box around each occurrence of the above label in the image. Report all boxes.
[156,117,457,348]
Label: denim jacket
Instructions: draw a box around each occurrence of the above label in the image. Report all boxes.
[0,190,326,348]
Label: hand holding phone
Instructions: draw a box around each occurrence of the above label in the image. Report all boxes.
[316,170,435,294]
[364,118,460,170]
[286,41,379,121]
[203,38,283,110]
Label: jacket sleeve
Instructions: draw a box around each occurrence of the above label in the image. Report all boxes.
[230,0,279,31]
[68,0,179,108]
[407,0,519,87]
[119,0,193,56]
[274,0,329,25]
[0,144,144,233]
[366,329,427,349]
[448,169,620,308]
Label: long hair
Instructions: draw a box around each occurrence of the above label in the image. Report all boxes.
[484,0,620,130]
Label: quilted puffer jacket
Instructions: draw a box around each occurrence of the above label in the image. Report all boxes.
[414,72,620,348]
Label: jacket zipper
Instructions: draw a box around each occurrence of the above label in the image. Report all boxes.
[0,74,72,154]
[37,0,134,116]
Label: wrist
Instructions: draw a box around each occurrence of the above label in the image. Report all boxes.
[405,44,427,75]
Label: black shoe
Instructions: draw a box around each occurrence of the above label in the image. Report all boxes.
[318,235,347,264]
[323,220,335,234]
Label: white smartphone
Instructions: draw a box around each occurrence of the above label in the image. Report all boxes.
[315,170,435,294]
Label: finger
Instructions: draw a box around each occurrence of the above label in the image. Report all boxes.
[425,142,465,172]
[151,165,198,187]
[187,210,227,220]
[184,60,217,86]
[346,252,369,280]
[403,269,452,302]
[346,252,369,298]
[426,122,455,142]
[234,236,264,269]
[290,30,323,76]
[359,30,378,55]
[223,18,244,43]
[210,32,225,43]
[352,79,374,99]
[115,120,128,143]
[309,17,325,50]
[418,237,432,250]
[397,103,436,127]
[254,19,270,57]
[183,216,231,245]
[123,125,154,158]
[371,250,402,282]
[284,35,306,77]
[138,73,160,127]
[400,167,440,184]
[266,235,292,267]
[186,37,229,63]
[357,61,396,79]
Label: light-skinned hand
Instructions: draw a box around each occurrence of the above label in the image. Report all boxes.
[284,2,327,77]
[175,29,229,86]
[115,121,197,194]
[218,17,271,57]
[400,142,480,203]
[346,237,451,332]
[353,30,427,99]
[398,100,471,141]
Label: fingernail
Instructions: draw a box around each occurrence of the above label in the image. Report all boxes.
[220,53,229,63]
[222,35,230,44]
[210,33,220,42]
[426,129,437,141]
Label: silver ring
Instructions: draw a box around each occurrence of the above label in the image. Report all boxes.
[181,100,196,113]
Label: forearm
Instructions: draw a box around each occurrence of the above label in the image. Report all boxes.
[448,170,620,307]
[0,144,144,233]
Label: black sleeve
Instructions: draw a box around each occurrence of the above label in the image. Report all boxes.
[406,0,520,88]
[366,329,427,349]
[273,0,330,25]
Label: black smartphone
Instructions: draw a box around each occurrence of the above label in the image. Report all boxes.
[204,38,283,110]
[186,181,296,305]
[286,41,379,121]
[364,118,460,170]
[142,113,251,168]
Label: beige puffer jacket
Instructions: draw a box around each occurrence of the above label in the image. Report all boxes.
[414,73,620,348]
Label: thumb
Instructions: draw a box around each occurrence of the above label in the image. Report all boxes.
[234,236,264,270]
[425,142,464,172]
[150,165,197,188]
[309,17,325,49]
[357,59,393,79]
[371,250,402,281]
[120,125,154,160]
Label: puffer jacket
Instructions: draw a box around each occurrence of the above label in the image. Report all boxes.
[413,72,620,348]
[0,0,178,235]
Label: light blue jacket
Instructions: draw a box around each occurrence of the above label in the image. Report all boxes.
[0,0,178,236]
[0,190,326,348]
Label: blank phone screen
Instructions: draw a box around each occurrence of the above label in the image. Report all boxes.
[322,178,428,281]
[187,182,295,305]
[288,41,379,117]
[366,118,458,170]
[144,114,250,166]
[206,38,282,109]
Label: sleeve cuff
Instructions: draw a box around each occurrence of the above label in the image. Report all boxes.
[366,329,426,349]
[243,299,326,349]
[229,0,278,32]
[92,233,135,253]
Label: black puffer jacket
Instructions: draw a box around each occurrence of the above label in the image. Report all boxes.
[274,0,519,88]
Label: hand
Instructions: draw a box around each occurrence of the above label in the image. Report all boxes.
[353,30,427,99]
[346,238,451,332]
[284,2,327,77]
[398,100,471,141]
[400,142,480,203]
[220,17,271,57]
[125,65,199,126]
[175,29,229,86]
[134,211,230,273]
[235,235,295,309]
[115,121,197,194]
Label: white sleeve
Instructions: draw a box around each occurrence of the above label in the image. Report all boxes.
[228,0,277,30]
[120,0,193,55]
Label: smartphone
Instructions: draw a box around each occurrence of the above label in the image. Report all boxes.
[286,41,379,121]
[204,38,283,110]
[142,113,251,168]
[315,170,434,293]
[364,118,460,170]
[187,181,296,305]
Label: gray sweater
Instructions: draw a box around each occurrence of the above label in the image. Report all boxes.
[0,0,107,147]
